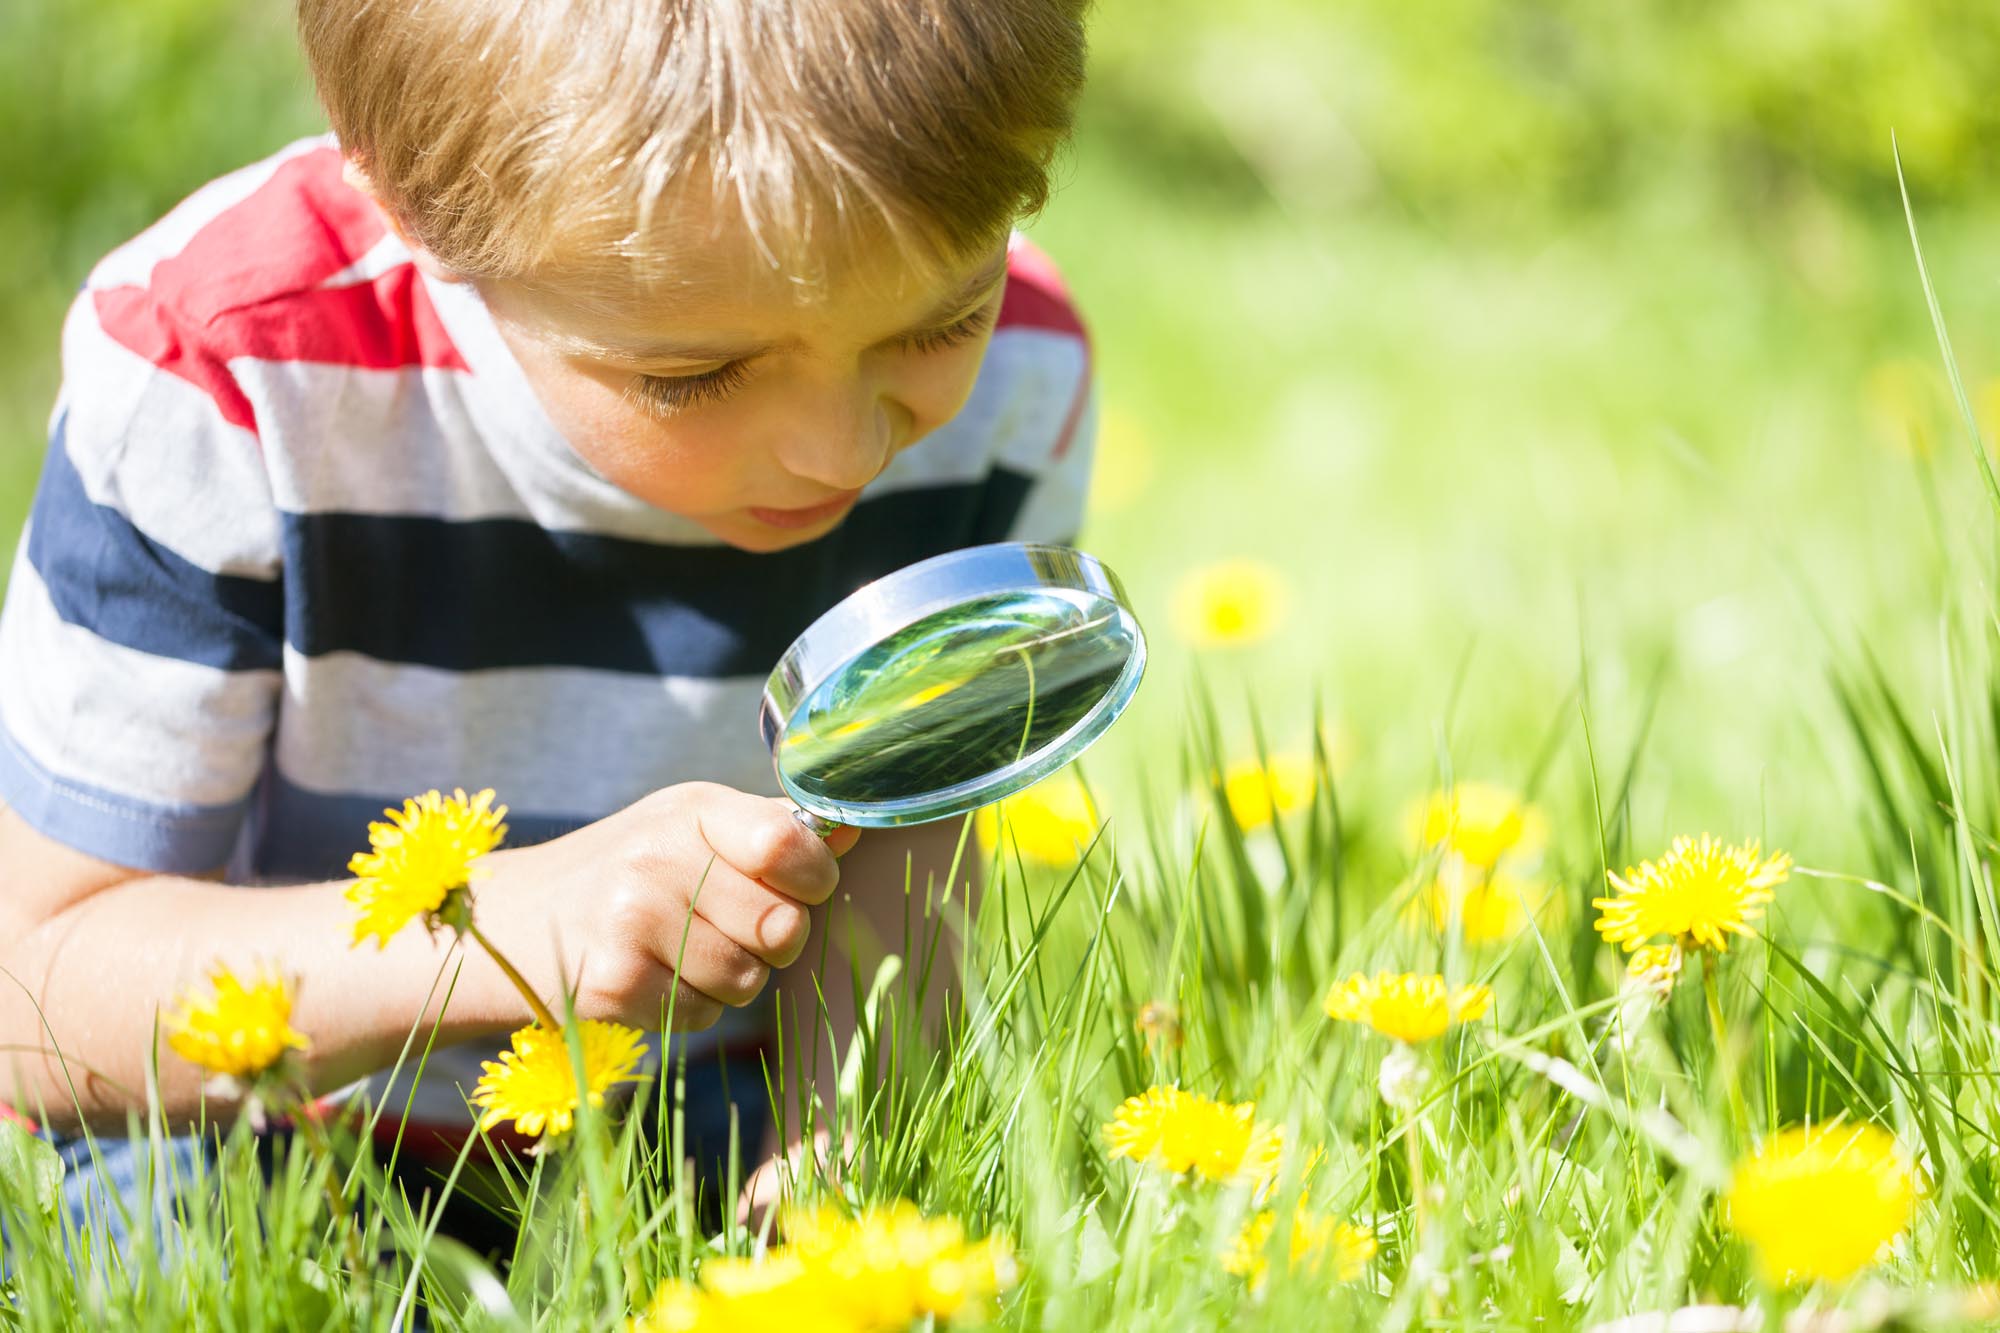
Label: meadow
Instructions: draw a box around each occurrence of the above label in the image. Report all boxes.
[7,0,2000,1328]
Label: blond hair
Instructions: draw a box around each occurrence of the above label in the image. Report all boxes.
[297,0,1088,293]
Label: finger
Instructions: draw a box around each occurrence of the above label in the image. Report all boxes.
[692,792,841,905]
[689,868,814,968]
[824,825,862,859]
[651,913,771,1008]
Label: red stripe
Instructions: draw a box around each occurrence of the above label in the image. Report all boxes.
[0,1102,38,1134]
[999,239,1088,340]
[89,145,466,436]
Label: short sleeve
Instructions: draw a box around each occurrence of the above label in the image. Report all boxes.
[956,237,1095,547]
[0,290,284,873]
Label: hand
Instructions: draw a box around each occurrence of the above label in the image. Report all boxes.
[737,1129,845,1231]
[477,783,861,1031]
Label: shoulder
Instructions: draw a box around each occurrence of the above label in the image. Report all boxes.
[76,136,465,438]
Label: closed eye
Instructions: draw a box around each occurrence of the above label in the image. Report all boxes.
[899,304,999,355]
[627,360,754,415]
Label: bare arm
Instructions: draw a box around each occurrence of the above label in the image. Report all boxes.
[0,786,854,1134]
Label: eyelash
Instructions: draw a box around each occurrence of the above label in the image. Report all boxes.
[626,305,998,415]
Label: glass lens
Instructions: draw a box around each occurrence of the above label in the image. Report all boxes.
[776,586,1140,819]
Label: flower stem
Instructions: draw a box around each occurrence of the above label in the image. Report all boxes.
[467,922,561,1031]
[1701,950,1747,1136]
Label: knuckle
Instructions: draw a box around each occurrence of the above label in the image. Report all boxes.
[729,955,772,1006]
[677,990,722,1031]
[761,901,811,963]
[741,819,796,878]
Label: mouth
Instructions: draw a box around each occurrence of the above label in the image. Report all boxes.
[747,490,863,531]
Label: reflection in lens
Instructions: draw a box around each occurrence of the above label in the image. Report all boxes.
[778,589,1140,811]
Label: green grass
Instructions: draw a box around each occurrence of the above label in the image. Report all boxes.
[11,0,2000,1326]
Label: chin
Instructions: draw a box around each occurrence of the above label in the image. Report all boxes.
[702,513,846,554]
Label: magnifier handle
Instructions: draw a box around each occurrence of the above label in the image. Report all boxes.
[791,805,842,839]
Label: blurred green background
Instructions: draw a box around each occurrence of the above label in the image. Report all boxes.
[5,0,2000,868]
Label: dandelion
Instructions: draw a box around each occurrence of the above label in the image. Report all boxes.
[1725,1123,1914,1285]
[1218,753,1317,831]
[974,775,1102,866]
[470,1019,646,1140]
[1134,1000,1184,1053]
[627,1280,710,1332]
[626,1203,1011,1332]
[1103,1086,1285,1184]
[1323,971,1493,1045]
[1626,942,1684,997]
[1593,834,1791,954]
[346,788,509,948]
[1411,869,1553,944]
[1224,1202,1376,1289]
[1862,358,1942,458]
[785,1203,1015,1326]
[1171,559,1289,649]
[1375,1042,1430,1113]
[165,963,308,1082]
[1406,782,1548,871]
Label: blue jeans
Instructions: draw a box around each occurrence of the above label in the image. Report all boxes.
[0,1130,211,1272]
[12,1049,773,1271]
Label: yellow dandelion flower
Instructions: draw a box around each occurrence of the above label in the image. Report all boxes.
[627,1280,713,1333]
[1224,1203,1376,1289]
[1134,1000,1183,1053]
[1405,782,1548,870]
[346,788,509,949]
[1323,971,1493,1045]
[785,1203,1014,1326]
[1171,559,1290,649]
[165,963,309,1081]
[1725,1123,1914,1285]
[1218,753,1317,831]
[1626,941,1684,995]
[1863,358,1943,459]
[1593,834,1791,954]
[471,1019,646,1140]
[1104,1086,1285,1184]
[975,775,1102,866]
[1410,869,1555,944]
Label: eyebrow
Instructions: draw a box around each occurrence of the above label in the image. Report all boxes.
[576,253,1010,365]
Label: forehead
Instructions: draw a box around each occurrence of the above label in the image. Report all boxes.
[501,180,1006,356]
[504,248,1006,364]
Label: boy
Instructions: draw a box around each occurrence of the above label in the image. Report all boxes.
[0,0,1093,1235]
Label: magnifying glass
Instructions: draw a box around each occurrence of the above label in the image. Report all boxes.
[760,543,1147,833]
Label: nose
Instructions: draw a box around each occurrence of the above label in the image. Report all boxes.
[774,386,899,492]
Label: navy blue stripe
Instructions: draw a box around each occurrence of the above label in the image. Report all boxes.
[0,717,251,874]
[26,416,284,672]
[283,467,1035,676]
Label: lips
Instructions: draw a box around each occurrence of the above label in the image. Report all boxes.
[747,490,863,530]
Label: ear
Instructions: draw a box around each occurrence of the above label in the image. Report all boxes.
[341,156,464,284]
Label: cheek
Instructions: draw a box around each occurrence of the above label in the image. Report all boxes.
[533,369,750,511]
[909,339,993,430]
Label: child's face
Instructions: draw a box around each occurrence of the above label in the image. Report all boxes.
[478,235,1006,553]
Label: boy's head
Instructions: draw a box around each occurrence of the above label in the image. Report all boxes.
[297,0,1089,551]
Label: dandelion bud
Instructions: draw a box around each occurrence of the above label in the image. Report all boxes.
[1378,1042,1430,1113]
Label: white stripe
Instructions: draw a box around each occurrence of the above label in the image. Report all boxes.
[273,650,779,815]
[85,136,334,292]
[0,551,280,809]
[235,320,1089,534]
[1008,385,1096,545]
[60,302,280,578]
[317,232,412,289]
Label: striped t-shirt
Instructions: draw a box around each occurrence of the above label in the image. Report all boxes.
[0,136,1093,1126]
